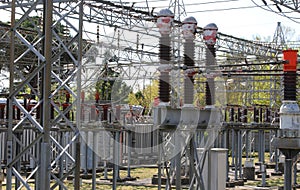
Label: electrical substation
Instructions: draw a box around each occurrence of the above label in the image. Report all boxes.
[0,0,300,190]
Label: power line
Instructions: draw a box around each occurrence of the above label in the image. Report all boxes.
[250,0,300,24]
[185,4,262,13]
[133,0,169,3]
[184,0,241,6]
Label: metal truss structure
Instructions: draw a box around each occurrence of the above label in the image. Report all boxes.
[0,1,84,189]
[270,0,300,13]
[0,0,298,189]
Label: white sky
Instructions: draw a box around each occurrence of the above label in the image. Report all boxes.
[0,0,299,92]
[0,0,299,41]
[134,0,300,41]
[184,0,300,41]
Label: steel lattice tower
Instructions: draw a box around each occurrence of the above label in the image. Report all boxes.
[0,0,293,189]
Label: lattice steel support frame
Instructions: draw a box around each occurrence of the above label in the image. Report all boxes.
[5,1,83,189]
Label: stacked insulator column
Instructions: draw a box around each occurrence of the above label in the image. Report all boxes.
[184,41,195,104]
[282,50,298,101]
[159,36,171,103]
[156,9,174,104]
[182,16,197,105]
[275,49,299,190]
[203,23,218,106]
[205,46,216,105]
[283,72,297,101]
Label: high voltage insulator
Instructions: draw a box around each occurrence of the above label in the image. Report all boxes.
[205,78,215,105]
[205,45,217,105]
[157,9,173,104]
[182,16,197,105]
[159,36,171,63]
[183,41,195,104]
[158,36,171,103]
[282,49,298,101]
[183,41,195,67]
[159,72,170,102]
[203,23,218,106]
[283,72,297,101]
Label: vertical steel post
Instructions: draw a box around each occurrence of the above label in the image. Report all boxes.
[112,131,117,190]
[274,130,279,173]
[6,1,16,189]
[207,149,211,190]
[92,132,97,190]
[284,158,293,190]
[127,130,132,179]
[234,130,238,180]
[225,129,230,182]
[238,130,242,179]
[245,131,249,159]
[175,133,181,190]
[112,131,120,190]
[40,0,53,189]
[59,132,64,190]
[189,137,195,185]
[75,1,84,189]
[158,129,163,190]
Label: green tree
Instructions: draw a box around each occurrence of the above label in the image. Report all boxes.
[95,51,131,104]
[127,80,158,114]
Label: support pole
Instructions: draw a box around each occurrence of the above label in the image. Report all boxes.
[175,133,181,190]
[74,140,81,190]
[59,132,64,190]
[40,0,53,189]
[75,1,84,189]
[234,130,238,181]
[6,0,16,189]
[92,132,97,190]
[238,130,242,179]
[284,158,292,190]
[112,131,120,190]
[158,131,162,190]
[126,130,132,179]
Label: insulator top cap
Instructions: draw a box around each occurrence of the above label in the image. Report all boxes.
[157,9,174,35]
[183,16,197,24]
[158,9,174,17]
[283,49,298,71]
[203,23,218,45]
[204,23,218,30]
[182,16,197,40]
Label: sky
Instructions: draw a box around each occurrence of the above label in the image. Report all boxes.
[133,0,300,41]
[0,0,299,92]
[186,0,300,41]
[0,0,299,41]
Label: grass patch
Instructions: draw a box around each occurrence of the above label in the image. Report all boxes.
[1,167,159,190]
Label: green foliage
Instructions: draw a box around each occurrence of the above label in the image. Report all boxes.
[95,51,130,104]
[127,80,158,114]
[194,75,206,107]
